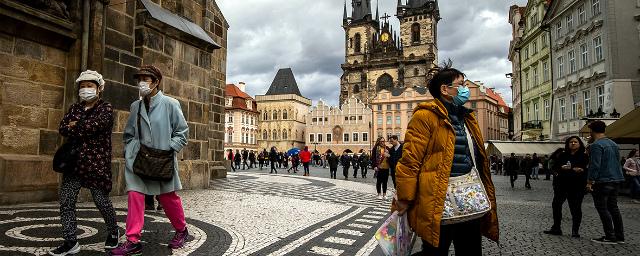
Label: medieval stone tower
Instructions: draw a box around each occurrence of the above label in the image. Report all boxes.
[340,0,440,105]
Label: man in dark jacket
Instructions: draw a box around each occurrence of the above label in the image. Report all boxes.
[327,150,339,179]
[505,153,520,188]
[388,135,403,188]
[242,148,249,170]
[351,155,360,178]
[269,147,278,174]
[521,154,533,189]
[249,151,256,169]
[359,150,370,178]
[340,152,352,180]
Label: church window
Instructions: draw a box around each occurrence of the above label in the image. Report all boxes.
[263,111,268,121]
[376,73,393,91]
[273,130,278,140]
[272,111,278,120]
[283,110,288,119]
[263,130,267,140]
[411,23,420,43]
[282,130,288,140]
[353,84,360,93]
[354,33,362,53]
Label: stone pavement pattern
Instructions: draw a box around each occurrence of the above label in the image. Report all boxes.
[0,165,638,255]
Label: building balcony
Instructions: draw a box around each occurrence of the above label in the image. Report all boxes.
[522,120,543,131]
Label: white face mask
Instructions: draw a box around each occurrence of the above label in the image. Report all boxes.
[139,81,154,96]
[79,88,98,102]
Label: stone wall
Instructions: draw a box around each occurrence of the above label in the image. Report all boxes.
[0,0,228,205]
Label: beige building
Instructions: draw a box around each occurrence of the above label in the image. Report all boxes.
[256,68,311,151]
[224,83,259,155]
[305,98,372,153]
[371,87,433,141]
[371,81,510,142]
[509,5,527,140]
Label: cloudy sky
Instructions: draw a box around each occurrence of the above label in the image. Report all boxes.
[218,0,527,106]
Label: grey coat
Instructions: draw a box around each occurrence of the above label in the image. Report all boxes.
[123,91,189,195]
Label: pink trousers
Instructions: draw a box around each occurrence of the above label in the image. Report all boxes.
[126,191,187,243]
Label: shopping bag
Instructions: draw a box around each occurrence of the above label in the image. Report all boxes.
[375,211,415,256]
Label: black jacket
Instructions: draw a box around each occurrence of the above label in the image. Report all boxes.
[388,143,403,168]
[340,155,351,167]
[327,154,339,168]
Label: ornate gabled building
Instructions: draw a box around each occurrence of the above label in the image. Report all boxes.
[340,0,439,106]
[256,68,311,151]
[305,98,372,154]
[224,83,259,154]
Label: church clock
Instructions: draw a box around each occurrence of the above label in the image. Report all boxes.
[381,32,390,42]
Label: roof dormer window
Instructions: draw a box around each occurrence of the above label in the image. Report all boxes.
[226,97,232,106]
[246,99,252,110]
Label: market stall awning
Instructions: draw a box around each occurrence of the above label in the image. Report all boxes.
[486,141,565,157]
[606,107,640,144]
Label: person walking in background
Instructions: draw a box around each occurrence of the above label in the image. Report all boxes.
[521,154,533,189]
[392,63,498,254]
[249,150,256,169]
[300,146,312,176]
[327,150,339,179]
[586,120,625,244]
[505,153,520,188]
[372,137,390,200]
[50,71,119,256]
[111,65,189,255]
[359,150,370,178]
[269,147,278,174]
[288,153,300,173]
[351,154,359,178]
[258,150,265,170]
[543,136,588,238]
[283,154,289,169]
[623,149,640,202]
[277,152,284,169]
[532,153,541,180]
[543,154,551,180]
[340,151,352,180]
[227,149,236,172]
[234,150,242,171]
[242,148,249,170]
[388,135,403,188]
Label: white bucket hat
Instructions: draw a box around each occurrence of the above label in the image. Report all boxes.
[75,70,105,90]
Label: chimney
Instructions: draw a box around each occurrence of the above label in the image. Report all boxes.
[238,82,246,92]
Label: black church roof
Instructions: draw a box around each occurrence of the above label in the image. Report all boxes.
[265,68,302,96]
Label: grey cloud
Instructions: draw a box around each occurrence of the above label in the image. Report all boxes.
[219,0,528,106]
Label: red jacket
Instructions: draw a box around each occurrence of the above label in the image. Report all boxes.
[300,150,312,163]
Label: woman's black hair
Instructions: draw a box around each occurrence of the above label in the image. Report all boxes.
[427,59,466,98]
[628,149,638,159]
[564,136,586,154]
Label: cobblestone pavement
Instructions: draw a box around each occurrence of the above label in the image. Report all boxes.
[1,165,639,255]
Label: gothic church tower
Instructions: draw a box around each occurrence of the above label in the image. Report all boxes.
[340,0,439,105]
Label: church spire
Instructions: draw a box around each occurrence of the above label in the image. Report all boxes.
[375,0,379,21]
[343,0,348,21]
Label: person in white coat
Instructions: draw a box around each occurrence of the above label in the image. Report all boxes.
[111,65,189,255]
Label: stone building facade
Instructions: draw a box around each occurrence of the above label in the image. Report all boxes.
[509,5,526,141]
[224,83,258,154]
[340,0,439,106]
[517,0,553,141]
[256,68,311,151]
[544,0,640,140]
[305,98,372,154]
[0,0,228,205]
[370,86,432,141]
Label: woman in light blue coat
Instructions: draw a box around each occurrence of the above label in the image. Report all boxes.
[111,65,190,255]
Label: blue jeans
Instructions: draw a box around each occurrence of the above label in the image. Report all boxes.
[532,166,540,178]
[629,176,640,199]
[592,182,625,240]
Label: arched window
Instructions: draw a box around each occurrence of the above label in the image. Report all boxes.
[283,110,288,119]
[263,111,268,121]
[414,68,419,76]
[272,111,278,120]
[411,23,420,43]
[354,33,361,52]
[263,130,268,140]
[272,130,278,140]
[377,73,393,91]
[282,130,288,140]
[353,84,360,93]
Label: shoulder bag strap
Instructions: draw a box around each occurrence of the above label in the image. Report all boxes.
[137,101,142,141]
[465,125,478,168]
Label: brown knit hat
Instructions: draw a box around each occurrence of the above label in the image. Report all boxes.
[133,65,163,82]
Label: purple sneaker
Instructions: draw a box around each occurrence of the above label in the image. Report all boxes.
[168,228,189,249]
[110,240,142,256]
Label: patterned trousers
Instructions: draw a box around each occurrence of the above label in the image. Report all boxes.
[59,174,118,242]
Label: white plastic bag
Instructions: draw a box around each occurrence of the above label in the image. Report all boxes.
[375,211,415,256]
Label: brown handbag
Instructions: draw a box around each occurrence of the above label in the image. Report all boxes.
[133,101,175,181]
